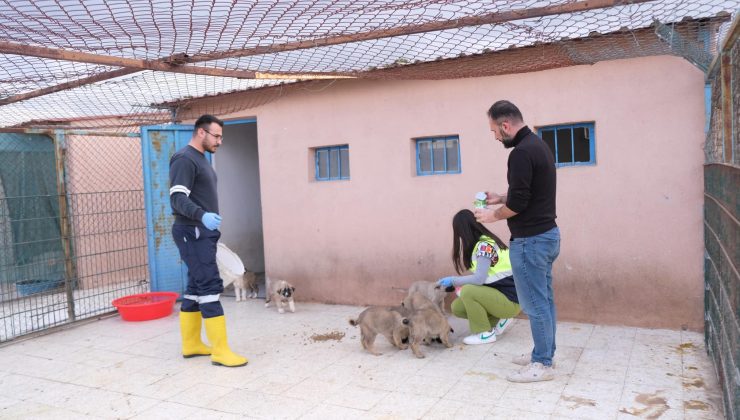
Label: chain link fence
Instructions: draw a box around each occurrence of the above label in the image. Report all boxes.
[703,17,739,420]
[0,131,147,343]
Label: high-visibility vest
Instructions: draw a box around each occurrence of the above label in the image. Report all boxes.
[470,235,513,284]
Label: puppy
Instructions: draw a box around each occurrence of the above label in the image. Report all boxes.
[264,277,296,314]
[406,307,454,358]
[349,307,409,355]
[402,292,454,354]
[408,281,447,315]
[402,291,441,313]
[234,271,258,301]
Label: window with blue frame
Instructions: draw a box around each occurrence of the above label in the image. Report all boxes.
[415,135,460,175]
[315,145,349,181]
[538,123,595,167]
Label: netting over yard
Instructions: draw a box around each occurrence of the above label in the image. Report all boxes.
[0,0,737,131]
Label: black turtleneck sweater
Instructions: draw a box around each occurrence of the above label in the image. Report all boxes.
[506,126,557,238]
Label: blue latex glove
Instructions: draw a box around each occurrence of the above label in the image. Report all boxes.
[201,212,222,231]
[437,277,455,289]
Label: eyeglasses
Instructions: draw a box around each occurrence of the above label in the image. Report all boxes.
[202,128,223,140]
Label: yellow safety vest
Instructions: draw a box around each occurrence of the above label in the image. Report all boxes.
[470,235,513,284]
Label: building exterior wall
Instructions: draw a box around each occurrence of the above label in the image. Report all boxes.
[212,55,705,330]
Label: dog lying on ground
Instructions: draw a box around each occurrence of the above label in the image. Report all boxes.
[408,280,447,315]
[264,277,296,314]
[349,306,410,355]
[402,292,454,358]
[234,271,258,301]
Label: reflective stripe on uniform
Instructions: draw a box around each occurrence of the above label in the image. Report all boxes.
[169,185,191,196]
[184,294,220,304]
[198,294,220,304]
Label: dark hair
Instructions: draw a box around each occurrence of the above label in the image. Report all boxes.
[194,114,224,131]
[451,209,508,275]
[487,100,523,123]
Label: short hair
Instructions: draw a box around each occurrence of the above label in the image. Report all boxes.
[194,114,224,131]
[487,100,523,123]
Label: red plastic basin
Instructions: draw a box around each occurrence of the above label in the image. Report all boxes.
[112,292,179,321]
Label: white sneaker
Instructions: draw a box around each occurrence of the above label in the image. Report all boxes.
[463,330,496,345]
[512,353,557,368]
[511,353,531,366]
[506,362,555,383]
[494,318,512,336]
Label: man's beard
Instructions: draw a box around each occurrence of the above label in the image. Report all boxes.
[501,135,516,148]
[202,141,218,153]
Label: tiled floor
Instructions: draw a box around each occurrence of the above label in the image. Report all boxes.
[0,299,725,419]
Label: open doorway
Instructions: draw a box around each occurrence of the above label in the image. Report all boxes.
[214,120,266,298]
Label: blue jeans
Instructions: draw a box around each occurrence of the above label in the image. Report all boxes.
[510,227,560,366]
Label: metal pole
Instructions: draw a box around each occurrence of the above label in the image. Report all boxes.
[52,130,77,323]
[0,128,140,137]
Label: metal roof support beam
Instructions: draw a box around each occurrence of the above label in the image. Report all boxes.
[0,127,140,137]
[0,41,265,78]
[0,68,139,106]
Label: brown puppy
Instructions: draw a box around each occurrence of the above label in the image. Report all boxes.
[265,277,295,314]
[349,307,409,355]
[408,280,447,315]
[234,271,258,301]
[402,292,454,357]
[402,291,440,313]
[406,308,453,358]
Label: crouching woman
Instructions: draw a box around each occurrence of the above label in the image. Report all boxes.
[437,209,520,345]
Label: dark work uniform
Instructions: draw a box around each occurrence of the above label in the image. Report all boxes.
[169,145,224,318]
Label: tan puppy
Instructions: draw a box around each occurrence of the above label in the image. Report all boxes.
[408,280,447,315]
[402,291,441,313]
[234,271,258,301]
[265,277,295,314]
[402,292,454,358]
[349,307,409,355]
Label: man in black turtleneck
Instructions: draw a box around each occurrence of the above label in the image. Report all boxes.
[474,100,561,383]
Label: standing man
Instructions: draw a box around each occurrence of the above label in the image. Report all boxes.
[474,100,560,382]
[170,114,247,367]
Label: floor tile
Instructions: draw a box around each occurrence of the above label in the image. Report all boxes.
[130,401,225,420]
[299,403,372,419]
[421,398,494,419]
[487,406,552,419]
[168,383,236,408]
[496,387,562,415]
[322,384,389,410]
[370,391,438,418]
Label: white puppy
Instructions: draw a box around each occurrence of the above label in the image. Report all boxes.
[265,277,296,314]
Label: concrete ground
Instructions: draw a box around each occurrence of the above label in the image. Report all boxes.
[0,299,725,419]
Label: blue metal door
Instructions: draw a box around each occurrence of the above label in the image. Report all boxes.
[141,125,211,294]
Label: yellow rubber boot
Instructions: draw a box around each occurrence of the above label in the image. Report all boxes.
[203,316,248,367]
[179,311,212,358]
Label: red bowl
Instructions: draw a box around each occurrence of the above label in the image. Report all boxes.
[112,292,179,321]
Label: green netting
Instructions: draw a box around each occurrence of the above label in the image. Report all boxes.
[0,133,65,289]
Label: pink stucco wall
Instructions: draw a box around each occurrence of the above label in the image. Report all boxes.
[215,55,706,330]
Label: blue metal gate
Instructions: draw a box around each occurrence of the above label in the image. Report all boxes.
[141,125,209,294]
